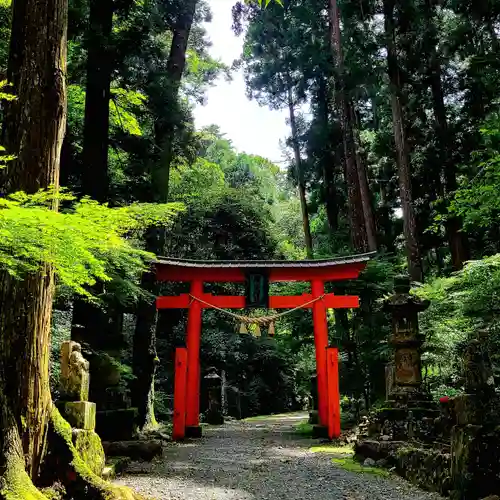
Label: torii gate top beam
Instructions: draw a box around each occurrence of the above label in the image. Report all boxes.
[155,252,375,283]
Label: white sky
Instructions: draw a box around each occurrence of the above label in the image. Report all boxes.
[193,0,290,163]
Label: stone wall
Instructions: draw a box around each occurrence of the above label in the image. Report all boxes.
[395,446,451,496]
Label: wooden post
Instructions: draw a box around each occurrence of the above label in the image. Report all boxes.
[311,279,328,427]
[173,347,188,441]
[327,347,341,439]
[186,279,203,436]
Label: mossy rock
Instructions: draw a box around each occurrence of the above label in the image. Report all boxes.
[72,429,106,476]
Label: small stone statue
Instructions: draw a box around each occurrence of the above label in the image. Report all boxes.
[60,341,90,401]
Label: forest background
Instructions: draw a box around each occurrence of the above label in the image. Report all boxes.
[3,0,500,433]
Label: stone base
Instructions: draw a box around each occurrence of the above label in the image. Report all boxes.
[96,408,138,441]
[205,412,224,425]
[185,425,202,438]
[370,405,439,442]
[102,440,162,461]
[308,410,318,425]
[355,439,451,496]
[72,429,105,476]
[58,401,96,430]
[312,425,329,439]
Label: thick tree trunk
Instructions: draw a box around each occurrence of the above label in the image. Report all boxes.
[0,2,144,498]
[328,0,369,252]
[287,86,314,258]
[71,0,114,377]
[317,77,339,232]
[0,0,67,483]
[424,0,469,270]
[132,0,198,428]
[154,0,198,198]
[81,0,113,202]
[383,0,423,282]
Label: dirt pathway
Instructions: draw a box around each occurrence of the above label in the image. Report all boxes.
[116,413,442,500]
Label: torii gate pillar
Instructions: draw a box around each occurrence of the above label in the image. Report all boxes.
[185,279,203,437]
[311,279,329,427]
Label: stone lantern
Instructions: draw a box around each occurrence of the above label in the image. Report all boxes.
[384,275,430,404]
[203,367,224,425]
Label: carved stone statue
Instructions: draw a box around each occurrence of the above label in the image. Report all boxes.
[60,341,90,401]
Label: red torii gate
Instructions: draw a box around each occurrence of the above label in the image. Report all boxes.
[155,253,373,440]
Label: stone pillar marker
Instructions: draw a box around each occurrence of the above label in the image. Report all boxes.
[59,340,96,431]
[384,275,430,403]
[58,340,105,476]
[203,367,224,425]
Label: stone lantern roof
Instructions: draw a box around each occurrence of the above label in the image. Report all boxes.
[383,275,430,312]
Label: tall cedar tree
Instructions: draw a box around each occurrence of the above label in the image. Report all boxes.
[287,83,314,258]
[0,0,68,483]
[132,0,198,429]
[383,0,423,281]
[328,0,376,252]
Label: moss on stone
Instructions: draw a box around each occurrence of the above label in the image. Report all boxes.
[0,454,49,500]
[310,445,353,455]
[50,407,149,500]
[332,457,390,477]
[72,429,105,476]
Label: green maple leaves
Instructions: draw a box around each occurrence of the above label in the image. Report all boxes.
[256,0,283,6]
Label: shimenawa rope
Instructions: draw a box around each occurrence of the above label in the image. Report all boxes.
[188,293,325,326]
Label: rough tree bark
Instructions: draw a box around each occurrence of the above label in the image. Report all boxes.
[328,0,373,252]
[0,0,68,484]
[383,0,423,282]
[0,2,144,497]
[317,77,339,232]
[287,84,314,258]
[71,0,114,370]
[132,0,198,429]
[423,0,469,270]
[81,0,113,202]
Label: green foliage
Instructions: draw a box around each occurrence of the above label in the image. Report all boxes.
[418,254,500,396]
[0,188,183,296]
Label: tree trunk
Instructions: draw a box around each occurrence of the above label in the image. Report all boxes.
[424,0,469,270]
[153,0,198,198]
[287,85,314,258]
[350,105,377,251]
[132,0,198,428]
[328,0,369,252]
[383,0,423,282]
[71,0,114,383]
[81,0,113,202]
[0,0,67,484]
[317,77,339,232]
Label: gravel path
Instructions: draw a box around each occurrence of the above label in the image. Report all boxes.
[115,413,443,500]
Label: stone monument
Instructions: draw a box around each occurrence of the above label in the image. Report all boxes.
[450,333,500,499]
[383,275,430,403]
[203,367,224,425]
[58,341,105,476]
[358,275,438,442]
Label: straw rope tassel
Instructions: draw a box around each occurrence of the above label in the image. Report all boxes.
[254,324,261,337]
[239,322,248,334]
[268,320,275,336]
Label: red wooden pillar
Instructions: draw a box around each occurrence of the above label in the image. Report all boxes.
[311,279,328,427]
[186,279,203,435]
[172,347,188,441]
[327,347,341,439]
